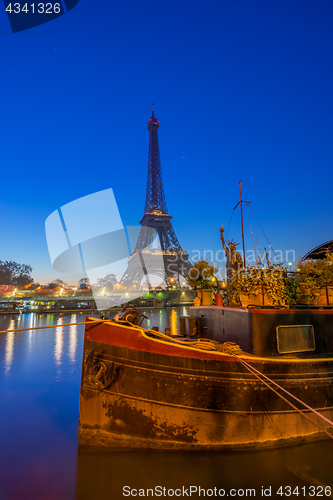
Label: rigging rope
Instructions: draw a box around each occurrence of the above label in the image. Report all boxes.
[229,196,280,264]
[225,208,235,239]
[247,205,280,263]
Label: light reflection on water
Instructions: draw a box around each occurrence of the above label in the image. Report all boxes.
[4,319,15,376]
[69,314,77,365]
[0,307,333,500]
[170,307,178,335]
[144,307,184,335]
[55,316,64,367]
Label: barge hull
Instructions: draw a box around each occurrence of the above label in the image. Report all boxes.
[78,319,333,449]
[79,385,333,450]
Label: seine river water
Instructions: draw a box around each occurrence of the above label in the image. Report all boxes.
[1,308,333,500]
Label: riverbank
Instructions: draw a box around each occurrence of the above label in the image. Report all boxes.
[0,289,195,314]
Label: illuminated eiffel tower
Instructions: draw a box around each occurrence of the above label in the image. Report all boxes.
[121,105,190,288]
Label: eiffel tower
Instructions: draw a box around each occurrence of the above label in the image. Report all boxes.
[121,105,190,288]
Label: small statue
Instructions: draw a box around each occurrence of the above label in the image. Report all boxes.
[220,225,243,281]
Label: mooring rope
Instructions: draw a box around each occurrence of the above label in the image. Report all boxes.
[2,318,333,440]
[236,355,333,427]
[147,332,333,439]
[234,354,333,440]
[1,318,229,354]
[0,320,101,335]
[143,328,221,351]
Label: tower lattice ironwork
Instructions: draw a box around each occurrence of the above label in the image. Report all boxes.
[121,105,190,288]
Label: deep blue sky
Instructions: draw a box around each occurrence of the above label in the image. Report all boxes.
[0,0,332,283]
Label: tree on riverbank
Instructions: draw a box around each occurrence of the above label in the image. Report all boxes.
[47,279,66,289]
[78,277,90,289]
[96,274,117,291]
[0,260,33,287]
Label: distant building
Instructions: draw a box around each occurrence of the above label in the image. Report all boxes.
[302,240,333,260]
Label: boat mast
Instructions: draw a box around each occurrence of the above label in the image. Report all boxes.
[250,224,258,264]
[239,181,246,267]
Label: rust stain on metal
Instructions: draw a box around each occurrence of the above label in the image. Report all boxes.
[102,399,197,443]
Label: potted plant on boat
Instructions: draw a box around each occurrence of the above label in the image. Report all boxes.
[185,260,220,306]
[234,261,290,308]
[284,274,301,308]
[233,264,263,307]
[297,252,333,305]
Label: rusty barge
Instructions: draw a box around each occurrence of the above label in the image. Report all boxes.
[78,305,333,449]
